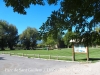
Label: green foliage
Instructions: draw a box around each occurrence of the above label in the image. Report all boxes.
[0,20,8,50]
[80,31,100,46]
[3,0,60,14]
[0,20,18,50]
[19,27,38,50]
[4,0,45,14]
[37,43,45,48]
[45,34,56,46]
[95,26,100,33]
[91,31,100,45]
[63,31,74,46]
[3,0,100,31]
[3,0,100,47]
[6,24,19,50]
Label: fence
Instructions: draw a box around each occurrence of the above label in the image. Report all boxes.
[0,52,73,61]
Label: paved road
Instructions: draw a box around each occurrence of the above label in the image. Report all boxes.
[0,54,78,75]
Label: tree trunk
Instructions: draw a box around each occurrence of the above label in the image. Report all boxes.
[0,39,5,50]
[8,41,14,50]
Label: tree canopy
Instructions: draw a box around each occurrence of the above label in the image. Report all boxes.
[3,0,58,14]
[3,0,100,46]
[39,0,100,46]
[4,0,100,32]
[0,20,18,50]
[19,27,38,50]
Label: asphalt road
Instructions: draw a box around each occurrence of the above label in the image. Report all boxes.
[0,54,78,75]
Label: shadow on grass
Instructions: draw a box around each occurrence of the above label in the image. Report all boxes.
[89,58,100,61]
[0,49,18,51]
[0,57,5,60]
[78,58,100,62]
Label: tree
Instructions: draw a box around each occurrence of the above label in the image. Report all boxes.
[90,26,100,46]
[44,34,56,48]
[0,21,6,50]
[3,0,58,14]
[91,31,100,46]
[4,0,100,45]
[39,10,66,42]
[6,24,19,50]
[0,20,18,50]
[40,9,100,46]
[95,26,100,33]
[63,31,75,48]
[19,27,38,50]
[4,0,100,23]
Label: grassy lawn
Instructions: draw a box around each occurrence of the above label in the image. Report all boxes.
[0,48,100,62]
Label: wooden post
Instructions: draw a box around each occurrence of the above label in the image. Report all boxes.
[17,53,19,56]
[34,54,35,58]
[49,55,51,59]
[86,47,89,61]
[38,54,40,58]
[72,45,75,61]
[2,52,3,54]
[22,53,24,56]
[57,55,59,60]
[10,52,11,56]
[33,54,34,58]
[26,54,27,57]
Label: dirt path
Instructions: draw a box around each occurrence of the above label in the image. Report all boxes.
[0,54,100,75]
[47,61,100,75]
[0,54,78,75]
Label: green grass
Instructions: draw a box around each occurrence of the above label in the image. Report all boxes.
[0,48,72,56]
[0,48,100,62]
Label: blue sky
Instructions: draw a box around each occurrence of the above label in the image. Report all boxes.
[0,0,60,34]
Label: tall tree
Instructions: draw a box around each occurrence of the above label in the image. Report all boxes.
[6,24,19,50]
[39,10,65,41]
[43,34,56,48]
[63,31,75,48]
[0,20,18,50]
[19,27,38,50]
[0,21,6,50]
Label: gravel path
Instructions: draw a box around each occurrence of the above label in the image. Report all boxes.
[0,54,78,75]
[0,54,100,75]
[47,61,100,75]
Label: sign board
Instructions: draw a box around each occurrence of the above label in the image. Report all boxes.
[72,44,89,61]
[69,39,89,61]
[74,44,87,53]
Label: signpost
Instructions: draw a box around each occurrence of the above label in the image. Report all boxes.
[74,44,87,53]
[70,40,89,61]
